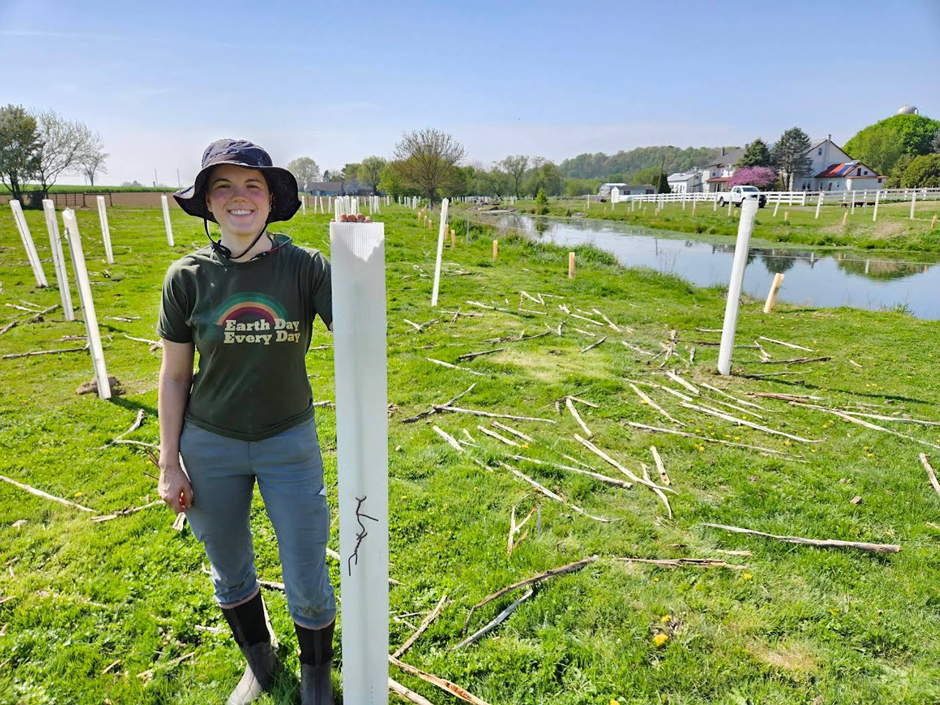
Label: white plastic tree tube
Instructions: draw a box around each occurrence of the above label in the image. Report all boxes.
[301,194,306,216]
[161,195,175,247]
[10,200,48,287]
[62,208,110,399]
[431,198,449,307]
[42,200,74,321]
[330,221,389,704]
[717,199,759,376]
[96,196,114,263]
[814,192,823,220]
[872,190,881,222]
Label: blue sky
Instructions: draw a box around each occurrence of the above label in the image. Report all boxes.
[1,0,938,185]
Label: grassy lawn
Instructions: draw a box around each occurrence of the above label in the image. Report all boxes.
[1,204,939,704]
[504,197,940,254]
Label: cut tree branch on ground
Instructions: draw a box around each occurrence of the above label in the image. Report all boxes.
[491,421,533,443]
[477,425,520,447]
[615,557,747,570]
[456,347,506,362]
[625,422,786,456]
[758,336,813,352]
[463,555,599,633]
[392,594,449,659]
[0,474,96,512]
[702,522,901,553]
[579,336,607,354]
[650,446,670,485]
[640,463,673,519]
[433,426,465,453]
[788,402,940,451]
[389,677,434,705]
[452,589,534,650]
[2,345,88,360]
[665,371,699,395]
[105,408,145,447]
[426,357,487,377]
[136,652,195,681]
[509,454,633,489]
[565,397,593,437]
[920,454,940,500]
[681,402,819,444]
[507,501,538,556]
[574,435,676,496]
[389,655,492,705]
[436,406,556,424]
[90,500,164,523]
[700,382,768,411]
[758,356,832,365]
[500,462,611,523]
[629,383,686,427]
[402,384,476,423]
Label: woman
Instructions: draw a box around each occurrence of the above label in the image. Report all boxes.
[158,138,337,704]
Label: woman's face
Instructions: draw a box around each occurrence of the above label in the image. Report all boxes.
[206,164,271,237]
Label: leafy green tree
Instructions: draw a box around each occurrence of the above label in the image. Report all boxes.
[0,104,40,202]
[524,158,564,197]
[392,128,465,205]
[499,155,529,197]
[559,145,734,180]
[843,125,905,174]
[564,178,601,197]
[378,161,419,199]
[900,154,940,188]
[535,188,549,214]
[773,127,813,191]
[845,114,940,164]
[737,139,772,167]
[357,156,386,194]
[630,166,661,187]
[931,130,940,154]
[886,153,914,188]
[475,166,510,198]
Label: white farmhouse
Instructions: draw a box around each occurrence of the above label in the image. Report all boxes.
[667,169,702,193]
[696,136,884,194]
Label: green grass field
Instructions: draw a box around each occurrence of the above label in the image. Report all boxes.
[1,204,939,704]
[505,197,940,254]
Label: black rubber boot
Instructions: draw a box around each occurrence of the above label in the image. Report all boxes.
[221,591,279,705]
[295,620,334,705]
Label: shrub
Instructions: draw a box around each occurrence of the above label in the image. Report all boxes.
[900,154,940,188]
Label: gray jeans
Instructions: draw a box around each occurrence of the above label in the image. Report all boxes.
[179,416,336,629]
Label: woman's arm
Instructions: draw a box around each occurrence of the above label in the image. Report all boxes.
[158,340,195,513]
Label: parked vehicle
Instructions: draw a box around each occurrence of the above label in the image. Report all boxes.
[719,186,767,208]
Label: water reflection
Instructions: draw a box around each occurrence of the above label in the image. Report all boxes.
[489,214,940,320]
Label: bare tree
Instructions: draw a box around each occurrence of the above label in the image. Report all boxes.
[287,156,320,191]
[82,148,108,186]
[499,155,529,197]
[393,128,465,204]
[35,110,101,199]
[357,156,386,195]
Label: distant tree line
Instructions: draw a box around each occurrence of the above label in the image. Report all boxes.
[0,104,108,202]
[844,113,940,189]
[560,146,730,180]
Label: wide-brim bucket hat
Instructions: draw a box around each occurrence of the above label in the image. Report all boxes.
[174,138,300,223]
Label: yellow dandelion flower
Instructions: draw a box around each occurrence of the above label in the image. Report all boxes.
[784,440,792,446]
[611,700,621,705]
[661,614,672,623]
[654,633,669,647]
[742,573,753,580]
[653,577,659,582]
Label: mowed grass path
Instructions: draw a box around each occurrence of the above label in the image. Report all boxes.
[509,196,940,253]
[0,205,939,704]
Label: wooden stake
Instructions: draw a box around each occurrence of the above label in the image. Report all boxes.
[568,252,575,279]
[650,446,670,485]
[492,239,498,261]
[842,211,848,227]
[703,522,900,554]
[762,273,785,314]
[784,211,789,222]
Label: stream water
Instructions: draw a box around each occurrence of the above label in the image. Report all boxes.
[485,213,940,320]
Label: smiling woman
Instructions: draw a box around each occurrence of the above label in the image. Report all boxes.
[157,138,339,704]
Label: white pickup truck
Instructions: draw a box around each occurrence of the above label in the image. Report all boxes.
[718,186,767,208]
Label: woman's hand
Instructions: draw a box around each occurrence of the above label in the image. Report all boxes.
[333,213,372,223]
[158,458,193,514]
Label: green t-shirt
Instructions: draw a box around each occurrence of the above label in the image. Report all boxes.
[157,233,332,441]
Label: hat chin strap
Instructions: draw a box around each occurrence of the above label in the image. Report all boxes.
[204,218,272,260]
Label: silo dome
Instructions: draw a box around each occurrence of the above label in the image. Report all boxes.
[896,105,919,115]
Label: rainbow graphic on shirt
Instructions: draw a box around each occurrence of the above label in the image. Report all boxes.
[213,293,302,346]
[215,293,288,327]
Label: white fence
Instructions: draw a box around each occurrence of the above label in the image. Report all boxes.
[616,187,940,206]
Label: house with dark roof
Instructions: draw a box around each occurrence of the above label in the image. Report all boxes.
[699,146,747,193]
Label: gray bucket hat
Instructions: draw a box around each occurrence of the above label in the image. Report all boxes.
[174,138,300,223]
